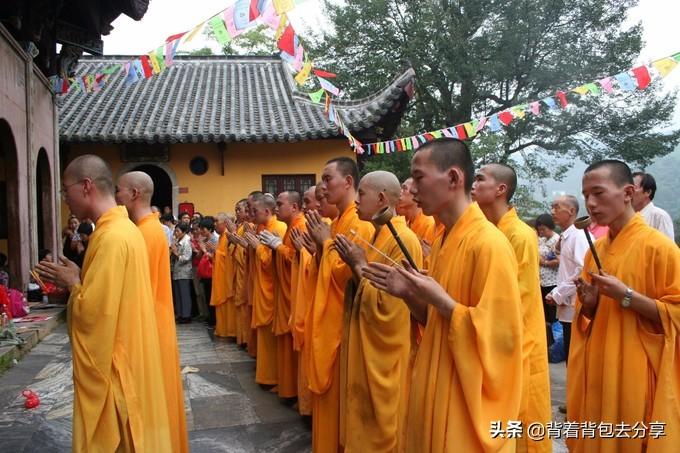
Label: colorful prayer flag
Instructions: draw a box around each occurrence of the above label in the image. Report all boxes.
[556,90,568,108]
[184,22,205,43]
[295,58,313,85]
[318,76,341,96]
[209,16,231,46]
[313,69,337,78]
[631,65,651,90]
[489,115,502,132]
[598,77,613,93]
[277,25,296,56]
[614,72,636,91]
[273,0,295,15]
[498,111,514,126]
[651,58,679,78]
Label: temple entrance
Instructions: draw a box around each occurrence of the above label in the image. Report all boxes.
[132,164,173,213]
[0,119,20,288]
[35,148,53,253]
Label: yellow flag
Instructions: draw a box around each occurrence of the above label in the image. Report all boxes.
[463,122,476,138]
[572,85,590,96]
[295,59,313,86]
[275,14,288,40]
[147,52,161,74]
[273,0,295,15]
[651,58,678,78]
[184,22,205,43]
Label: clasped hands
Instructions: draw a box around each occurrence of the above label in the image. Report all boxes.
[574,270,630,317]
[35,255,81,290]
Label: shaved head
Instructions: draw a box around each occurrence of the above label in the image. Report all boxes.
[415,138,474,194]
[360,171,401,205]
[65,154,114,194]
[584,159,633,187]
[557,194,579,212]
[484,163,517,202]
[303,185,319,213]
[118,171,154,202]
[284,190,302,209]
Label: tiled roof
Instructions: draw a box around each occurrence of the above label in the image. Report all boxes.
[58,55,415,144]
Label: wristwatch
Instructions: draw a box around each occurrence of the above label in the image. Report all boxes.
[621,287,633,308]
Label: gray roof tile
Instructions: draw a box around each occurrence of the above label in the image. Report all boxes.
[58,55,415,144]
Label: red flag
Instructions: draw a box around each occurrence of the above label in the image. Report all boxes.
[139,55,153,78]
[455,125,467,140]
[396,139,403,152]
[165,32,186,43]
[556,90,568,108]
[498,111,514,126]
[632,65,651,90]
[277,25,296,56]
[313,69,337,78]
[249,0,262,21]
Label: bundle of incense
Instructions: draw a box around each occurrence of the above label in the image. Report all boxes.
[30,270,48,292]
[347,229,403,269]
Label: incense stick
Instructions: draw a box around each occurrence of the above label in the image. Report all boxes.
[30,270,48,292]
[348,229,403,268]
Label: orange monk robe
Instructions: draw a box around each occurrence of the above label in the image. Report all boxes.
[272,213,305,398]
[497,207,551,453]
[252,217,288,384]
[211,231,233,337]
[307,202,374,453]
[339,216,422,453]
[232,225,249,346]
[136,213,188,453]
[225,241,238,337]
[68,206,171,452]
[245,223,258,358]
[406,203,523,452]
[567,214,680,453]
[408,210,436,244]
[290,247,316,415]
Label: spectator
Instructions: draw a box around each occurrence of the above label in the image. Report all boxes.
[535,214,560,346]
[198,216,218,327]
[160,213,175,246]
[632,171,675,240]
[171,223,193,323]
[178,211,191,225]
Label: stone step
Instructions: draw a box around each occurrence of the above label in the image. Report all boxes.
[0,305,67,375]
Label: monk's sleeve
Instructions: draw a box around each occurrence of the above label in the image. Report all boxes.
[276,243,297,263]
[69,241,127,414]
[255,243,274,269]
[448,241,523,450]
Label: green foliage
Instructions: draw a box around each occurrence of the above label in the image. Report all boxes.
[313,0,680,181]
[186,47,214,56]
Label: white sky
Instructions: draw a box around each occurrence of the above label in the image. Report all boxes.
[101,0,680,119]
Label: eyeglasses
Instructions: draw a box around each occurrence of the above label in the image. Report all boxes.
[60,179,86,199]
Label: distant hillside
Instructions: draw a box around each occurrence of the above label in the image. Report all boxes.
[527,144,680,221]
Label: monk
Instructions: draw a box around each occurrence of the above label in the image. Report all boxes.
[472,163,551,453]
[568,160,680,452]
[244,192,263,358]
[306,157,374,453]
[397,176,436,244]
[335,171,423,452]
[228,199,250,347]
[363,138,524,452]
[260,191,305,399]
[36,155,172,451]
[114,171,188,453]
[244,193,287,386]
[211,213,237,338]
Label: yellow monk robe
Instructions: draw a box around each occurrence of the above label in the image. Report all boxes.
[406,203,523,452]
[211,231,233,337]
[307,202,374,453]
[567,214,680,453]
[68,206,171,452]
[273,213,305,398]
[408,210,436,244]
[136,212,188,453]
[497,207,551,453]
[290,247,316,415]
[252,217,288,384]
[225,240,238,337]
[245,223,258,358]
[339,216,423,453]
[232,225,249,346]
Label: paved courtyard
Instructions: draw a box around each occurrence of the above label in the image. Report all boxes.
[0,322,568,452]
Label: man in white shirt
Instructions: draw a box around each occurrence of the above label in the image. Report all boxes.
[632,171,675,240]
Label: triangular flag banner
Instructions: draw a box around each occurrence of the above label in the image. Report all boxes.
[448,127,459,139]
[572,85,590,96]
[164,32,185,67]
[556,90,568,108]
[318,76,341,96]
[599,77,614,93]
[308,88,324,103]
[224,6,246,38]
[147,52,161,74]
[184,22,205,43]
[249,0,266,21]
[585,83,600,95]
[530,101,540,115]
[441,128,453,138]
[651,58,678,78]
[542,97,558,109]
[155,46,166,73]
[510,105,526,119]
[273,0,295,15]
[313,69,337,78]
[295,58,312,85]
[431,130,443,139]
[411,136,419,149]
[133,59,145,79]
[673,52,680,62]
[234,0,255,30]
[139,55,153,78]
[124,62,138,86]
[476,117,488,132]
[614,72,636,91]
[498,111,514,126]
[463,122,476,137]
[260,1,282,29]
[631,65,651,90]
[277,25,296,56]
[489,115,502,132]
[455,125,467,140]
[209,16,231,46]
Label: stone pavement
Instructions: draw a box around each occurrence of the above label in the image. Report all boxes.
[0,321,571,452]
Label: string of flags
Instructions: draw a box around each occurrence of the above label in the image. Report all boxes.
[361,52,680,156]
[47,1,680,157]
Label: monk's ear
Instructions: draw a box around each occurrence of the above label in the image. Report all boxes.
[622,183,635,202]
[497,183,508,199]
[447,167,461,190]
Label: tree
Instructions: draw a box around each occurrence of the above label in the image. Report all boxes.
[313,0,680,179]
[206,24,276,56]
